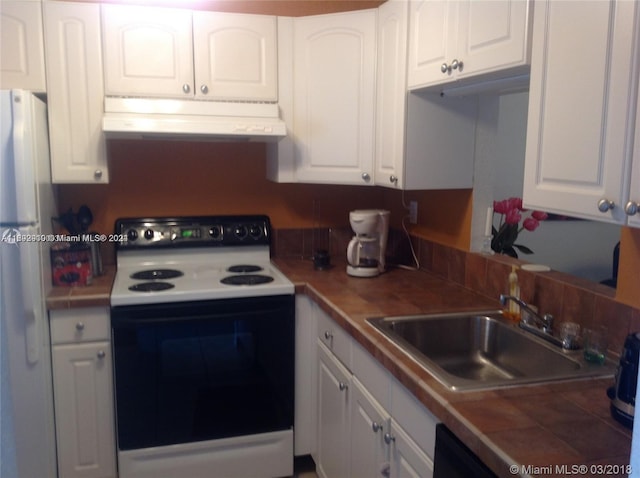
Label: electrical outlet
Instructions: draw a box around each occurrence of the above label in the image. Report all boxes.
[409,201,418,224]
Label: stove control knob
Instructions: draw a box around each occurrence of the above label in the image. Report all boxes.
[234,225,248,239]
[144,229,154,240]
[209,226,222,239]
[249,225,262,238]
[127,229,138,242]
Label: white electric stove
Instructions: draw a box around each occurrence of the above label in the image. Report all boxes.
[110,216,295,478]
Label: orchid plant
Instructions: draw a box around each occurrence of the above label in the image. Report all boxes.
[491,197,548,258]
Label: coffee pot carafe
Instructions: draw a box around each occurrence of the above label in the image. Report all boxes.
[346,210,390,277]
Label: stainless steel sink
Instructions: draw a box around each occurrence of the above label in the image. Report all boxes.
[366,310,615,391]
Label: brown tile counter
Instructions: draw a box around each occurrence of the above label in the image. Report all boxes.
[274,258,632,478]
[46,265,114,309]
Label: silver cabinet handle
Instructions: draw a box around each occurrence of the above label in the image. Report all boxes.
[97,350,106,359]
[94,169,102,180]
[441,62,450,74]
[597,198,615,212]
[338,382,348,391]
[361,172,371,182]
[324,331,333,340]
[389,175,398,184]
[451,58,463,71]
[182,83,191,94]
[383,432,395,444]
[625,201,639,216]
[372,421,382,433]
[75,322,85,331]
[200,85,209,94]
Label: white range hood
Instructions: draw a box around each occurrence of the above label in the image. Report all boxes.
[102,97,286,142]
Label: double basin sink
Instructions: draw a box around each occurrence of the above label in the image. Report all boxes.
[367,310,615,392]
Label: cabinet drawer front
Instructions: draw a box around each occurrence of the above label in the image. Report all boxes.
[50,307,110,344]
[316,308,352,370]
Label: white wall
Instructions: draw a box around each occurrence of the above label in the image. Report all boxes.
[472,92,621,283]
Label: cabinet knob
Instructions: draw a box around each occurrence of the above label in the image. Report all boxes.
[324,330,333,340]
[338,382,348,391]
[441,63,450,74]
[597,198,615,213]
[625,201,639,216]
[182,83,191,94]
[361,172,371,182]
[451,58,463,71]
[389,175,398,184]
[97,350,106,359]
[75,322,85,331]
[200,85,209,94]
[94,169,102,180]
[372,421,382,433]
[383,432,395,445]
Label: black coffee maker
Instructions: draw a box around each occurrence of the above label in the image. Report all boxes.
[607,332,639,429]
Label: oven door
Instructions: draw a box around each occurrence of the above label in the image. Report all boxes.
[111,294,294,451]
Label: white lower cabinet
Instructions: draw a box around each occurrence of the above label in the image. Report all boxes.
[49,307,116,478]
[313,304,436,478]
[316,341,351,478]
[387,419,434,478]
[350,378,389,478]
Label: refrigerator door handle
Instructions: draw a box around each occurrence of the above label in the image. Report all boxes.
[12,91,38,224]
[18,241,40,364]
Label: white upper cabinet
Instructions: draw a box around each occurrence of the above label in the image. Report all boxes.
[102,4,277,101]
[375,0,409,189]
[44,1,108,183]
[0,0,46,92]
[102,5,194,98]
[193,12,277,101]
[292,10,376,185]
[407,0,531,90]
[629,78,640,229]
[523,0,639,225]
[375,0,478,190]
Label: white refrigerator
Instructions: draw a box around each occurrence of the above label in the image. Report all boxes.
[1,89,57,477]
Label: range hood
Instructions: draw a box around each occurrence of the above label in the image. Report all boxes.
[102,97,286,142]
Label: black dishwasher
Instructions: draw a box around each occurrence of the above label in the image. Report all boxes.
[433,424,498,478]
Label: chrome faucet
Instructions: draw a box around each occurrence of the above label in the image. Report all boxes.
[499,294,554,334]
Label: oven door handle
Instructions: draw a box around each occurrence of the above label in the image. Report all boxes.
[111,306,291,328]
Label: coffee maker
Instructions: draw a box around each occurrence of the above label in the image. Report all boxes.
[346,209,390,277]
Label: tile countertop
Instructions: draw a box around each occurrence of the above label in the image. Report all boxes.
[273,258,633,478]
[46,265,115,309]
[46,259,633,478]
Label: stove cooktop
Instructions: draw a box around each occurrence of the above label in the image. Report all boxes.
[110,216,294,307]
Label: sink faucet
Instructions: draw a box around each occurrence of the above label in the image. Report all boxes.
[499,294,554,334]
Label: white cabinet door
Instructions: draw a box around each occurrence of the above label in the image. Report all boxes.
[375,0,409,189]
[350,378,390,478]
[102,4,193,98]
[316,341,351,478]
[44,1,108,183]
[407,0,456,89]
[455,0,530,81]
[0,0,46,92]
[293,10,376,185]
[407,0,530,90]
[52,341,116,478]
[629,80,640,229]
[193,11,277,101]
[388,420,434,478]
[523,0,638,223]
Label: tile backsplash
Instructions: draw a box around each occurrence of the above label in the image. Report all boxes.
[274,227,640,359]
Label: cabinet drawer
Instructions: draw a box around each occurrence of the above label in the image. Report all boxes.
[317,308,352,370]
[50,307,110,344]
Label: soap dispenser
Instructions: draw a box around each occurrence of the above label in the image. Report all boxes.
[504,266,521,322]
